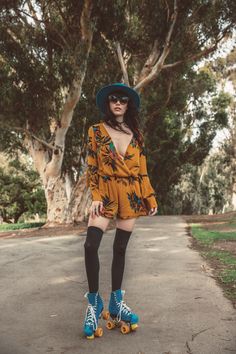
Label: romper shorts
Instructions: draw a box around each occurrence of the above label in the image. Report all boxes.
[97,173,149,219]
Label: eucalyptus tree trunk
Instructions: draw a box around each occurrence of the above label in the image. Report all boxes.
[23,116,91,226]
[22,0,94,226]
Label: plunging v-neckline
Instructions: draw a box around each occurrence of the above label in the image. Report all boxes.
[101,122,133,159]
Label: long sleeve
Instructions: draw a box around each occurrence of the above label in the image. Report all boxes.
[138,142,158,210]
[86,125,102,202]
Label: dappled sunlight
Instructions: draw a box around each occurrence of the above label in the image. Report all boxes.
[0,242,21,249]
[146,236,170,241]
[145,247,162,252]
[50,276,69,284]
[0,235,78,246]
[168,248,187,254]
[36,235,77,242]
[124,272,160,282]
[140,245,187,254]
[0,235,79,247]
[50,275,84,285]
[135,227,153,231]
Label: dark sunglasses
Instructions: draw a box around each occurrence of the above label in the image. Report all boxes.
[108,94,129,105]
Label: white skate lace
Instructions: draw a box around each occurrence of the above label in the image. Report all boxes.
[85,303,97,330]
[115,291,132,322]
[84,293,98,330]
[117,301,132,322]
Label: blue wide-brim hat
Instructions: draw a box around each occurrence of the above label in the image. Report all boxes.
[96,82,140,114]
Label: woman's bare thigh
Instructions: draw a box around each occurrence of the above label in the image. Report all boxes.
[87,214,112,232]
[115,217,137,232]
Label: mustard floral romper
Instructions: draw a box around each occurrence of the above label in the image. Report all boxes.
[86,122,158,219]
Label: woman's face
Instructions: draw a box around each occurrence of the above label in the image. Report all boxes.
[108,92,129,117]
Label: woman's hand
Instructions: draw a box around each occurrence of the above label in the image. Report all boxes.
[148,206,158,216]
[90,201,104,218]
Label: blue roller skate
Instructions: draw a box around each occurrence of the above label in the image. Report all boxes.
[106,289,139,334]
[83,291,107,339]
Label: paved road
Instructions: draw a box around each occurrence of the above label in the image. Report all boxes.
[0,216,236,354]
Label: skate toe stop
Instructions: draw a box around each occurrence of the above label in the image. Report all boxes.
[86,334,95,339]
[131,323,138,330]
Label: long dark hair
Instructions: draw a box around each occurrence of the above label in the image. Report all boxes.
[103,90,144,147]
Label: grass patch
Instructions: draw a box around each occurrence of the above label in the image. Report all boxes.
[219,269,236,284]
[187,217,236,308]
[202,250,236,266]
[0,222,45,232]
[191,224,236,246]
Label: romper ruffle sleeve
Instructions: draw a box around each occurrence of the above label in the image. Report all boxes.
[138,142,158,210]
[86,125,102,202]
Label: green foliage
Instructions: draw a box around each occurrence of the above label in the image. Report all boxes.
[167,138,233,214]
[143,63,232,214]
[0,222,45,231]
[0,156,46,223]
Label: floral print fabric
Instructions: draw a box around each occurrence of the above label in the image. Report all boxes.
[86,122,158,218]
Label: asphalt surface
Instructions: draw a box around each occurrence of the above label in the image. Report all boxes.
[0,215,236,354]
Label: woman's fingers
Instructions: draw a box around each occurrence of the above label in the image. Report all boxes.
[95,203,100,217]
[95,205,98,217]
[90,201,104,218]
[149,207,158,216]
[98,202,103,216]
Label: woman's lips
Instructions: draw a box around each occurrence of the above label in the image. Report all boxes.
[115,108,121,111]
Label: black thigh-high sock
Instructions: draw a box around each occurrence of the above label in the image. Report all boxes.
[111,228,132,292]
[84,226,104,293]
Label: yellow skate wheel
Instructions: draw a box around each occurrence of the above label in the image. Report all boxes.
[120,323,130,334]
[102,310,110,320]
[94,327,103,337]
[86,334,95,339]
[106,320,116,330]
[131,323,138,331]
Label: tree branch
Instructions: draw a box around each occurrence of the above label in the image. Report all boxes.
[163,23,232,70]
[45,0,93,177]
[26,0,39,22]
[3,27,43,70]
[163,76,173,107]
[137,39,160,86]
[134,0,178,91]
[3,124,55,151]
[116,42,130,85]
[80,0,93,41]
[17,7,69,48]
[22,129,57,151]
[26,0,41,31]
[54,0,71,36]
[100,31,116,56]
[162,45,217,70]
[164,0,170,22]
[57,0,94,142]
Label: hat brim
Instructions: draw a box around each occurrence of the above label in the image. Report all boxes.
[96,83,140,114]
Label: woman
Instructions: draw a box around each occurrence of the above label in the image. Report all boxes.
[83,82,158,339]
